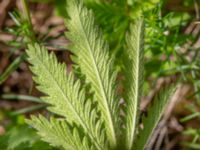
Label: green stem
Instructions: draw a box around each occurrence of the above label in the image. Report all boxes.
[21,0,36,42]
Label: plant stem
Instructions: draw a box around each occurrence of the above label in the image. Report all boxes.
[21,0,36,42]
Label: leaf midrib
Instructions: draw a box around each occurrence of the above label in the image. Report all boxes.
[75,6,117,146]
[126,22,142,150]
[34,54,103,150]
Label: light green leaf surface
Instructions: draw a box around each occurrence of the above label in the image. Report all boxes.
[25,1,177,149]
[134,85,176,150]
[26,43,106,150]
[123,20,144,150]
[27,115,92,150]
[65,0,119,147]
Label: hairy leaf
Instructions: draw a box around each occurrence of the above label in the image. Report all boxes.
[65,0,119,147]
[134,84,176,150]
[26,43,106,150]
[123,20,144,150]
[27,115,92,150]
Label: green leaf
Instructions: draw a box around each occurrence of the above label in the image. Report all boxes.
[65,0,119,148]
[1,94,42,103]
[0,125,51,150]
[26,43,106,150]
[11,104,46,115]
[27,115,92,150]
[127,0,133,5]
[122,19,144,150]
[0,54,26,85]
[134,84,176,150]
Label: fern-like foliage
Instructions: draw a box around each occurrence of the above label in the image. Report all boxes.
[27,115,92,150]
[134,85,176,150]
[25,0,177,150]
[26,44,107,150]
[65,0,119,147]
[122,20,144,150]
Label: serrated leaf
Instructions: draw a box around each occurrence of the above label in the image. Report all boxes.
[27,115,92,150]
[134,84,176,150]
[26,43,106,150]
[123,19,144,150]
[65,0,119,148]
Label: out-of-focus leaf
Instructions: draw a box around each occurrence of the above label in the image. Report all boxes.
[1,94,42,103]
[0,54,26,85]
[55,0,67,17]
[163,12,191,28]
[0,125,54,150]
[11,104,47,116]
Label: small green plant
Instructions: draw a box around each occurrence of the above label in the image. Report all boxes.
[26,0,176,149]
